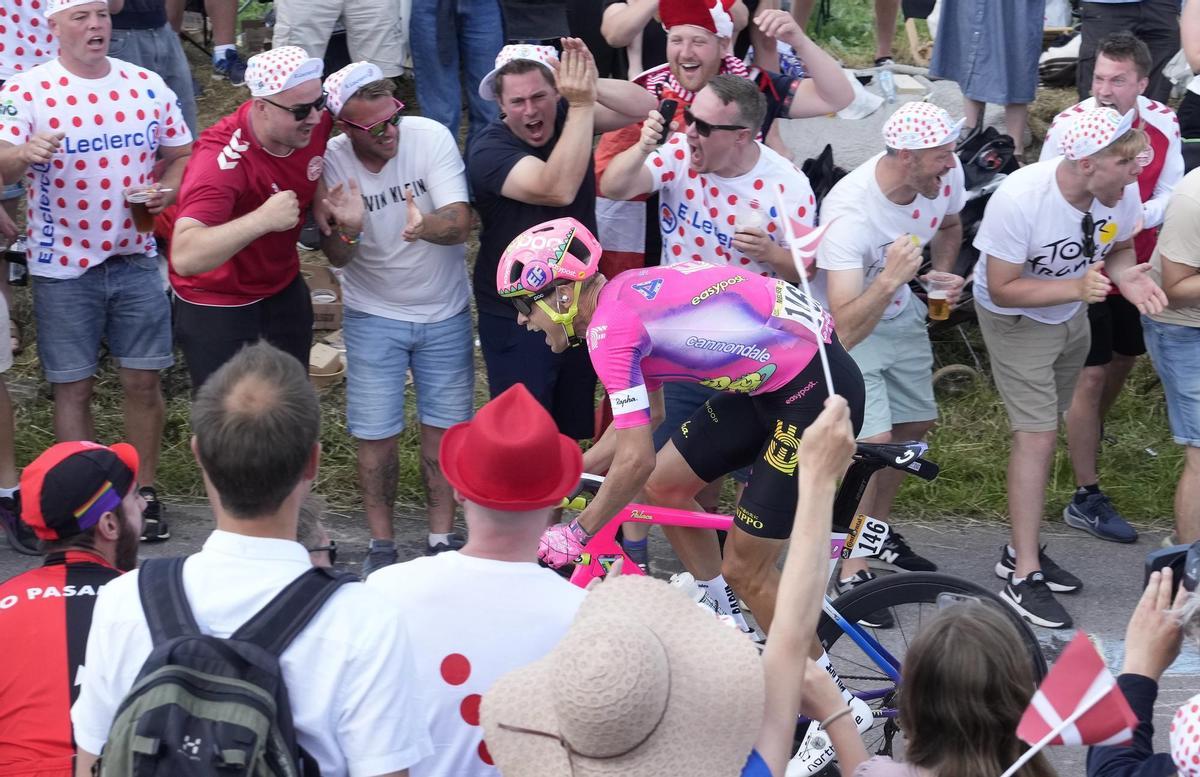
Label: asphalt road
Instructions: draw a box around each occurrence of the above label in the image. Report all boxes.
[0,503,1191,774]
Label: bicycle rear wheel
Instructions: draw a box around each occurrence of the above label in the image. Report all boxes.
[813,571,1047,766]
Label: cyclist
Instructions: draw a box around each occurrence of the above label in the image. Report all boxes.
[495,216,865,635]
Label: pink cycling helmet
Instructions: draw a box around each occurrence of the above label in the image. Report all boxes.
[496,217,602,300]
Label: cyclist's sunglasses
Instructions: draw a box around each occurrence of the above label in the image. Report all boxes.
[683,109,747,137]
[262,91,328,121]
[306,539,337,565]
[342,99,405,137]
[513,290,551,317]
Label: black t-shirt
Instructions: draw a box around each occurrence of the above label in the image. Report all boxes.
[500,0,570,41]
[111,0,167,29]
[468,100,598,317]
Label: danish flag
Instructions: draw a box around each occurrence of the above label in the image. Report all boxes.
[217,129,251,171]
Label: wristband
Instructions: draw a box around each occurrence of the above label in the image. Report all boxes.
[336,228,361,246]
[819,706,853,729]
[567,518,593,542]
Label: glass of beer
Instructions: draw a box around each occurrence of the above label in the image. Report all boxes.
[925,271,957,321]
[123,185,158,233]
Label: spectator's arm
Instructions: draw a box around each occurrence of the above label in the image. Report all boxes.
[108,0,124,12]
[1143,134,1184,230]
[1107,238,1167,315]
[172,189,298,277]
[406,202,470,245]
[75,752,99,777]
[595,78,658,132]
[985,253,1107,308]
[0,136,61,185]
[755,10,852,117]
[929,212,962,273]
[755,395,856,776]
[1158,253,1200,307]
[598,111,662,200]
[575,423,657,535]
[1184,0,1200,74]
[731,0,749,33]
[150,141,192,213]
[601,0,658,48]
[748,0,781,72]
[824,235,922,349]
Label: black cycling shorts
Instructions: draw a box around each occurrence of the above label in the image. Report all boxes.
[1084,294,1146,367]
[669,337,865,540]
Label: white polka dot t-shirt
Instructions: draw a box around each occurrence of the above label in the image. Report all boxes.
[0,57,192,279]
[816,151,965,320]
[0,0,56,81]
[644,133,816,276]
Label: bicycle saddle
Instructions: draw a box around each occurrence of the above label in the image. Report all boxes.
[854,441,939,481]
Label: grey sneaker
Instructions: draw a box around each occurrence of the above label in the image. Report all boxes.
[362,540,398,577]
[426,533,466,555]
[1063,490,1138,543]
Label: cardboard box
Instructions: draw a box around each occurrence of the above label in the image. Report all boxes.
[309,343,345,389]
[301,263,343,331]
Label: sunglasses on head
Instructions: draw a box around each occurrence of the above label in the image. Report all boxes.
[683,108,747,137]
[342,99,405,137]
[262,91,328,121]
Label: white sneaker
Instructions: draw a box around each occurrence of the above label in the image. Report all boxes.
[784,697,873,777]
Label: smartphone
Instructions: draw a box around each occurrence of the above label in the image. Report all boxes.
[1144,540,1200,597]
[656,98,678,145]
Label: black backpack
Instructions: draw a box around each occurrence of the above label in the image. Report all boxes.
[98,557,357,777]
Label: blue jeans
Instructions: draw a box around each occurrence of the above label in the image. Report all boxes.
[32,253,173,383]
[342,306,475,439]
[409,0,503,151]
[1142,316,1200,447]
[108,24,199,136]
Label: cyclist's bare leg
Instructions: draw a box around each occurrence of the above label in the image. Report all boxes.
[1009,430,1058,577]
[722,526,785,632]
[644,442,723,579]
[841,420,934,578]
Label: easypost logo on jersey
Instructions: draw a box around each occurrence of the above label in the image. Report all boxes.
[660,202,735,250]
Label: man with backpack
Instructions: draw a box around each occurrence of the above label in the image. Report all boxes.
[71,342,432,776]
[0,440,141,775]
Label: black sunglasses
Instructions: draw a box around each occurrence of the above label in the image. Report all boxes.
[513,290,550,317]
[262,91,328,121]
[1081,212,1096,259]
[342,98,404,137]
[683,108,747,137]
[306,539,337,565]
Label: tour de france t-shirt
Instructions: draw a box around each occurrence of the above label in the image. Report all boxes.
[972,157,1140,325]
[0,0,55,81]
[643,132,815,275]
[815,152,966,320]
[0,57,191,278]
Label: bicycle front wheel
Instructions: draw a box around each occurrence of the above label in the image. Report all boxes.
[814,571,1047,763]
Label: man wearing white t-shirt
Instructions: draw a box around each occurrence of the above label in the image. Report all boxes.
[974,106,1166,629]
[367,383,587,777]
[815,102,967,595]
[317,63,475,576]
[1040,32,1183,544]
[0,0,192,543]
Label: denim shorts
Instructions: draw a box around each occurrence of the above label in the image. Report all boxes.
[1142,316,1200,447]
[32,253,173,383]
[342,305,475,439]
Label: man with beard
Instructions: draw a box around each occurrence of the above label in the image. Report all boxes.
[0,440,143,775]
[317,62,474,574]
[170,46,332,391]
[1041,32,1183,544]
[975,107,1165,629]
[811,102,968,596]
[468,39,654,440]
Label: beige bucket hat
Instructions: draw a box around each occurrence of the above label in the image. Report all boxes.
[480,575,765,777]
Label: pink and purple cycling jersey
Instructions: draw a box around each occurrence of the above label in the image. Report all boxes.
[587,262,833,429]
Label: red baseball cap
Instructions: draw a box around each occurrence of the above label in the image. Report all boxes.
[440,384,583,511]
[21,441,140,541]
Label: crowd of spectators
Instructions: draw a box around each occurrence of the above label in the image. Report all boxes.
[1,0,1200,774]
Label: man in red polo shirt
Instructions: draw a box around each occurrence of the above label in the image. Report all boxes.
[0,440,142,776]
[170,45,333,389]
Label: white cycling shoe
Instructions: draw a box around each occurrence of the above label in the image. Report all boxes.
[785,696,872,777]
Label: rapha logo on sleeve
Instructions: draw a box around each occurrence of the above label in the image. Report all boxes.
[609,385,650,415]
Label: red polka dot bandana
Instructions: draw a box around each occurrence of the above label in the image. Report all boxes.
[478,44,559,101]
[324,61,385,117]
[882,102,964,150]
[1059,107,1135,161]
[660,0,736,39]
[44,0,103,18]
[1171,694,1200,775]
[245,46,323,98]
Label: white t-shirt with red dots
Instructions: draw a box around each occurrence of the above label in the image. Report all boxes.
[643,132,816,276]
[0,0,56,81]
[815,152,966,320]
[366,552,586,777]
[0,57,191,279]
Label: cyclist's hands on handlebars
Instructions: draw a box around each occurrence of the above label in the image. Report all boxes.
[538,520,591,569]
[797,395,856,481]
[1121,567,1188,681]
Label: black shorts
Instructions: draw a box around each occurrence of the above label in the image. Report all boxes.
[1084,295,1146,367]
[670,338,865,540]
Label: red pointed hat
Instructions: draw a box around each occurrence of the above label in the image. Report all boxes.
[440,384,583,511]
[659,0,736,38]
